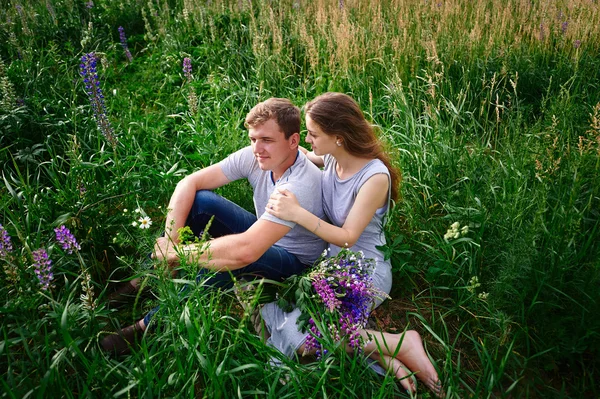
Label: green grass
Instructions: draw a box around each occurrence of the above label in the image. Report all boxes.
[1,0,599,397]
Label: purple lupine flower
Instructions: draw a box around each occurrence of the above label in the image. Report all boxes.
[80,53,117,146]
[539,24,545,41]
[15,4,23,16]
[0,224,13,258]
[300,249,380,358]
[118,26,133,62]
[183,57,192,82]
[54,225,81,254]
[86,1,94,9]
[574,40,581,49]
[32,248,53,290]
[313,277,341,311]
[338,0,344,9]
[78,182,87,196]
[561,21,568,34]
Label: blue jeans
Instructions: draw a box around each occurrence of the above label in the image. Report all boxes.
[143,190,307,326]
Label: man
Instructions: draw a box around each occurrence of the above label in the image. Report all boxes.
[101,98,326,354]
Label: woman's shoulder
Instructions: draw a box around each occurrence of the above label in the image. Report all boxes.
[360,158,390,177]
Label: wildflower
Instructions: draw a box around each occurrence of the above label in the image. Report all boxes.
[561,21,568,34]
[32,248,53,291]
[138,216,152,229]
[132,221,138,227]
[118,26,133,62]
[183,57,192,82]
[123,208,128,213]
[444,221,468,241]
[80,270,96,311]
[467,276,481,293]
[134,207,141,213]
[80,53,117,146]
[574,40,581,49]
[86,1,93,8]
[187,90,198,114]
[78,182,87,196]
[0,224,13,258]
[290,249,384,357]
[55,225,81,254]
[46,0,57,23]
[478,292,489,300]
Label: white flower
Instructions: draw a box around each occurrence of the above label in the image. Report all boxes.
[113,89,117,96]
[451,222,460,230]
[131,221,138,227]
[138,216,152,229]
[134,207,142,214]
[461,225,469,235]
[123,208,128,213]
[478,292,489,300]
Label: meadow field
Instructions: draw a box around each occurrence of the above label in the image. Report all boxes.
[1,0,599,397]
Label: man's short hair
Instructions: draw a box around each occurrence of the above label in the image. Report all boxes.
[244,98,300,139]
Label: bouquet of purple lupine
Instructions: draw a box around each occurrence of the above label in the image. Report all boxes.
[276,248,385,358]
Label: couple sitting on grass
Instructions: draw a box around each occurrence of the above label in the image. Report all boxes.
[101,93,443,396]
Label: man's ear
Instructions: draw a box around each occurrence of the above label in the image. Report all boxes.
[289,132,300,148]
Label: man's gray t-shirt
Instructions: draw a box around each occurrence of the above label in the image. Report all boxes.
[219,146,326,265]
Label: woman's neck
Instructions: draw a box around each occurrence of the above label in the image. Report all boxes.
[333,151,373,180]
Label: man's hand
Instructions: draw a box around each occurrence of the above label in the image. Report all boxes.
[153,236,177,266]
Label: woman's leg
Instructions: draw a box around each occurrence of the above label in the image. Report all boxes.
[296,329,441,396]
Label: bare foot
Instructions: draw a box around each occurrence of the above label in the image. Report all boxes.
[373,353,416,394]
[394,330,443,397]
[362,329,443,397]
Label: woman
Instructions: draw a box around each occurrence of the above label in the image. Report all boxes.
[262,92,442,396]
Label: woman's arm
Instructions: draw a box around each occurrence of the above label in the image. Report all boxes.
[299,146,325,168]
[266,174,389,247]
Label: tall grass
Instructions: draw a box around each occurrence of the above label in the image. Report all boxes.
[1,0,599,397]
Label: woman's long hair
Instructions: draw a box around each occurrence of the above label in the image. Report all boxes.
[304,92,401,202]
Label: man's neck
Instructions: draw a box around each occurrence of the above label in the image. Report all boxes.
[271,150,299,182]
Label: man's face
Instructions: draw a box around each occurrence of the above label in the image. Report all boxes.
[249,118,296,172]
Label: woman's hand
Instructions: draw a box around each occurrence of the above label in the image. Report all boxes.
[265,188,302,222]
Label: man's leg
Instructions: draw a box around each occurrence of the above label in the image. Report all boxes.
[142,190,257,325]
[185,190,257,239]
[188,190,308,288]
[196,243,308,290]
[107,190,255,304]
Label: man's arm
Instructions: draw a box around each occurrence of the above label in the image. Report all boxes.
[155,219,291,271]
[164,164,231,243]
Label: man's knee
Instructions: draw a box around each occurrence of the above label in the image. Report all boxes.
[190,190,223,215]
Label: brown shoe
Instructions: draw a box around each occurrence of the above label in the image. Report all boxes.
[106,279,140,307]
[100,322,144,356]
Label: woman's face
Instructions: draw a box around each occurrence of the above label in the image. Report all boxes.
[305,114,338,156]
